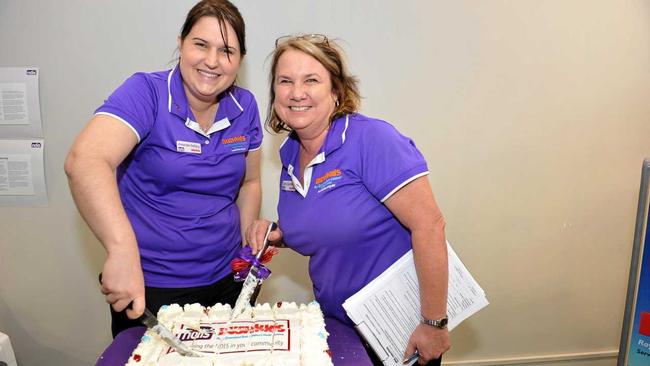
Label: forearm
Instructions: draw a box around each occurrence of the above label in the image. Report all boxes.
[412,218,448,320]
[236,178,261,246]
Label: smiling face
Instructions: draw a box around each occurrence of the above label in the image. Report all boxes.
[273,49,338,137]
[178,16,241,107]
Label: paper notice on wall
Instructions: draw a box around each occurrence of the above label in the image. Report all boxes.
[0,67,42,137]
[0,154,34,195]
[0,139,47,206]
[0,82,29,125]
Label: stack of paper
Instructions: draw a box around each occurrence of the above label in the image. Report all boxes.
[343,241,488,366]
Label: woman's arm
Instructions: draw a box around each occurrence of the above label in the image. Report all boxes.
[64,115,145,319]
[236,149,262,246]
[384,176,451,364]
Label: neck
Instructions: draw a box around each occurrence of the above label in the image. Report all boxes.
[186,95,219,131]
[296,126,328,157]
[195,104,218,131]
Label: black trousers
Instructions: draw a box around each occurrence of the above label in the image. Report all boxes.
[109,273,243,338]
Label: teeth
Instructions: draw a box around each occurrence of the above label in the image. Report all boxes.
[290,106,309,111]
[198,70,219,78]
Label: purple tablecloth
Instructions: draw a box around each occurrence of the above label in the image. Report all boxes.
[96,317,372,366]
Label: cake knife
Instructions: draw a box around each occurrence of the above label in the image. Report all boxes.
[139,307,203,357]
[231,221,278,319]
[98,273,202,357]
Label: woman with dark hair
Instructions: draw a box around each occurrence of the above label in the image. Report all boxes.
[65,0,261,337]
[247,35,450,365]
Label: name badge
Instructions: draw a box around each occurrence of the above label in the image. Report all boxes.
[281,180,296,192]
[176,140,201,154]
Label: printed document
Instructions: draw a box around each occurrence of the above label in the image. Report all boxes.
[0,139,47,206]
[342,241,488,366]
[0,67,43,138]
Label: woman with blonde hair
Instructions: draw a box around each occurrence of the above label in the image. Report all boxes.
[247,34,450,365]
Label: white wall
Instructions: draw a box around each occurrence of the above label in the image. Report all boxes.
[0,1,649,365]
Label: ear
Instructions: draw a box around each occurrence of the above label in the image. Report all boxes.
[331,90,339,106]
[177,36,183,55]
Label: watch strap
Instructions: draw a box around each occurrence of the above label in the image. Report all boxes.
[421,315,448,329]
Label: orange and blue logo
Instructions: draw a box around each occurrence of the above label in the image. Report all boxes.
[314,169,342,192]
[222,135,248,152]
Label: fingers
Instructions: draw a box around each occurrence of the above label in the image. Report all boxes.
[415,347,433,365]
[104,292,118,305]
[403,339,416,360]
[418,355,430,365]
[245,220,265,254]
[99,257,145,318]
[246,220,282,254]
[127,296,145,319]
[405,325,450,365]
[100,284,110,295]
[110,298,131,313]
[268,228,283,243]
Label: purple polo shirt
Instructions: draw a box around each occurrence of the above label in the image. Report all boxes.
[95,66,262,287]
[278,114,429,324]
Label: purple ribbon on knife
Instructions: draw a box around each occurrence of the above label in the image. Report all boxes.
[233,246,271,282]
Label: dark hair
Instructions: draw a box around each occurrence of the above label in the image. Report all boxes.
[266,36,360,133]
[180,0,246,57]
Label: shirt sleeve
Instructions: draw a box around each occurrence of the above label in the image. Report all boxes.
[245,96,263,151]
[94,72,157,142]
[360,120,429,202]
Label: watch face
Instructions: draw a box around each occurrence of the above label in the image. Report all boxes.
[438,317,448,327]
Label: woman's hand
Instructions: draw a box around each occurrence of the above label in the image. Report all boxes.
[404,324,450,364]
[245,219,284,255]
[100,247,145,320]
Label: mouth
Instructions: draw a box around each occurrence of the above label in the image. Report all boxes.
[197,69,221,79]
[289,106,310,111]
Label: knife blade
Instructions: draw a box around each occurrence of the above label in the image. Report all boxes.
[231,221,277,319]
[98,273,202,357]
[139,307,203,357]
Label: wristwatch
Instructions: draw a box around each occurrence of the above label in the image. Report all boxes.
[421,315,448,329]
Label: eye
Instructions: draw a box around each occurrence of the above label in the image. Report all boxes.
[194,41,207,49]
[306,78,319,84]
[219,47,235,55]
[277,78,292,84]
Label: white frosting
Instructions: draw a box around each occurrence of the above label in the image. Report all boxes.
[125,302,333,366]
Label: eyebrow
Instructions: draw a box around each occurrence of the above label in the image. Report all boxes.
[276,73,321,78]
[191,37,238,51]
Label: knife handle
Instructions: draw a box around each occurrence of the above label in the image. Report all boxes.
[255,221,278,260]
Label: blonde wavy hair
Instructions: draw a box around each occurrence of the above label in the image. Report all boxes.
[266,35,361,133]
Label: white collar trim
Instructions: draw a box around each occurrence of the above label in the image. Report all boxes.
[184,117,231,137]
[287,152,326,198]
[229,91,243,112]
[166,67,175,113]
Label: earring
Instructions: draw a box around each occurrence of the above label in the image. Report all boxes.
[335,99,340,107]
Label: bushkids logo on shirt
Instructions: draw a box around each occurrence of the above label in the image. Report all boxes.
[222,135,248,152]
[314,169,342,193]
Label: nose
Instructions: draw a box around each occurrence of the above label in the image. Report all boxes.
[289,82,307,101]
[204,49,220,69]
